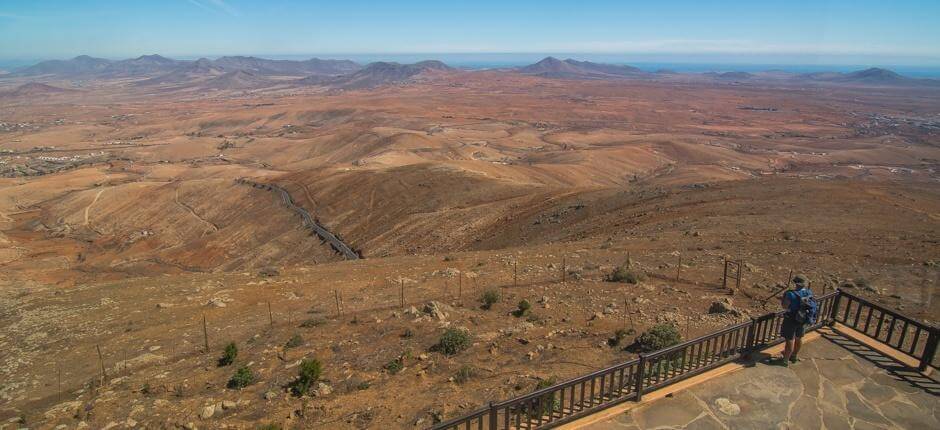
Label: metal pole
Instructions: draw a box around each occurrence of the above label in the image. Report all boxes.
[202,314,209,353]
[268,301,274,326]
[561,257,566,283]
[96,344,106,382]
[676,255,681,281]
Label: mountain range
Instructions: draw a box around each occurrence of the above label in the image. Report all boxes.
[6,54,937,89]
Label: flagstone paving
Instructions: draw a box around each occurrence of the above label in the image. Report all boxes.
[586,330,939,429]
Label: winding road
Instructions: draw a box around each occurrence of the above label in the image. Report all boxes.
[235,178,361,260]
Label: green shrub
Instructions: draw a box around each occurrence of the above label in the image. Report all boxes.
[258,424,282,430]
[436,328,472,355]
[454,365,475,384]
[513,299,532,317]
[291,359,323,396]
[535,377,560,415]
[285,334,303,349]
[300,318,325,328]
[227,366,255,389]
[401,328,415,338]
[218,342,238,367]
[384,357,404,375]
[480,290,500,310]
[607,266,645,284]
[633,323,681,353]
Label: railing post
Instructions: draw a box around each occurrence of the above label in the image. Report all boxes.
[829,289,842,326]
[919,328,939,372]
[634,354,647,402]
[488,401,497,430]
[743,316,758,359]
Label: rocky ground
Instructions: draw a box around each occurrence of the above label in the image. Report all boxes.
[0,70,937,428]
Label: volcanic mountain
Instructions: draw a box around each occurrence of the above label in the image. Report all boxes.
[211,56,361,76]
[12,55,111,77]
[199,70,274,90]
[104,54,180,76]
[134,58,226,86]
[300,60,454,89]
[518,57,646,79]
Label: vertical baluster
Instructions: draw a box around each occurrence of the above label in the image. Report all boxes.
[885,316,897,345]
[897,321,910,351]
[579,381,585,410]
[875,311,886,341]
[588,378,595,407]
[842,298,853,322]
[909,326,922,355]
[863,306,875,335]
[853,302,863,328]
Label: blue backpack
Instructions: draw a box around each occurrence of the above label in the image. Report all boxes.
[788,288,818,325]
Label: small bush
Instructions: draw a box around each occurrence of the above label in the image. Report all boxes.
[218,342,237,367]
[632,323,682,353]
[291,359,323,396]
[607,266,645,284]
[140,383,151,395]
[300,318,325,328]
[401,328,415,338]
[227,366,255,389]
[356,380,371,390]
[258,424,282,430]
[608,328,629,346]
[436,328,472,355]
[535,377,560,414]
[480,290,500,310]
[285,334,303,349]
[454,365,475,384]
[513,299,532,317]
[384,357,404,375]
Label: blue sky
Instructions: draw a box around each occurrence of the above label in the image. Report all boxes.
[1,0,938,65]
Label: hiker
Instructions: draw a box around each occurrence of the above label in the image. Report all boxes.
[773,274,817,366]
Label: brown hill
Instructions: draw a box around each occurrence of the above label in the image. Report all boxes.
[1,82,77,97]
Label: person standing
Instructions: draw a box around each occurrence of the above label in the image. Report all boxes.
[772,274,816,366]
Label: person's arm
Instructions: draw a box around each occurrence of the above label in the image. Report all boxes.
[780,291,790,310]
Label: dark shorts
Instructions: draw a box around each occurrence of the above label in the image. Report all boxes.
[780,317,806,340]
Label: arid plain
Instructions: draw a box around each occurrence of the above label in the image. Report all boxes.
[1,58,938,428]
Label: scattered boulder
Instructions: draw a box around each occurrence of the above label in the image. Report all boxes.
[708,298,740,316]
[423,301,451,320]
[199,405,215,419]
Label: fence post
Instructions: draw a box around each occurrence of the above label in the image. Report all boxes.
[743,316,758,358]
[488,401,498,429]
[635,354,647,401]
[829,289,842,326]
[919,328,939,372]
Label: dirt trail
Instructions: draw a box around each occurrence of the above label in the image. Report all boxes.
[83,188,106,226]
[174,184,220,234]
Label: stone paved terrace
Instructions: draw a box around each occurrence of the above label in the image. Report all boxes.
[582,328,939,430]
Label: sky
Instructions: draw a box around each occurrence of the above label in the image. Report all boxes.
[1,0,939,66]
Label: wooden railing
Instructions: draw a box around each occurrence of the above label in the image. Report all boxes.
[432,290,936,430]
[830,290,938,371]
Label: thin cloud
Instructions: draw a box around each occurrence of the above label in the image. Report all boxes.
[184,0,239,16]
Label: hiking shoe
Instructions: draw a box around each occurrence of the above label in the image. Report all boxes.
[768,357,789,367]
[789,356,801,364]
